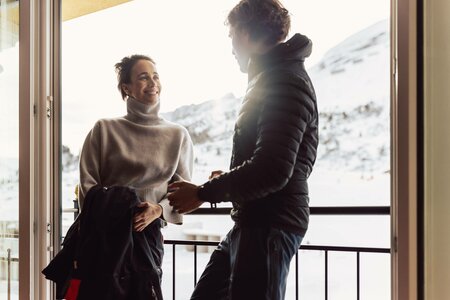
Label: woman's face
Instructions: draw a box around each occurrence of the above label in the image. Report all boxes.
[123,59,161,104]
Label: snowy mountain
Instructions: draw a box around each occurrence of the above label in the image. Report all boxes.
[163,93,239,145]
[309,19,390,110]
[311,19,390,173]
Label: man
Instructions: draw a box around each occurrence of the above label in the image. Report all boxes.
[168,0,318,299]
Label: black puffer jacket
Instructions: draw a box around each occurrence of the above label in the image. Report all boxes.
[42,185,163,300]
[198,33,318,235]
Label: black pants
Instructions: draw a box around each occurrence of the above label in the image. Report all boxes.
[131,218,165,300]
[190,225,303,300]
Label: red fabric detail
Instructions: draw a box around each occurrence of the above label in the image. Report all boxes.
[64,279,81,300]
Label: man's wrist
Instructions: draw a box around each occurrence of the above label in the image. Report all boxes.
[196,185,205,202]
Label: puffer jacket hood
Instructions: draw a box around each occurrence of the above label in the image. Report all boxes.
[248,33,313,80]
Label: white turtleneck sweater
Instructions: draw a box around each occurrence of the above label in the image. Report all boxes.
[79,97,193,224]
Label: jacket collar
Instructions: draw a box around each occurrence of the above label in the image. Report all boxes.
[248,33,312,81]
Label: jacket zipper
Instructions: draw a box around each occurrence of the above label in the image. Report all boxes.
[151,285,157,299]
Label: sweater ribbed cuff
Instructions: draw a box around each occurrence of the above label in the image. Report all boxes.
[158,198,183,225]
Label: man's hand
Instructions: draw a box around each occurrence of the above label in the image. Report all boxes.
[133,202,162,232]
[167,181,204,214]
[209,170,224,180]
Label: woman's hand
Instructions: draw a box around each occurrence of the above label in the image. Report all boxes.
[133,202,163,232]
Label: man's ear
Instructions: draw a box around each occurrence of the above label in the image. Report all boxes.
[239,27,250,40]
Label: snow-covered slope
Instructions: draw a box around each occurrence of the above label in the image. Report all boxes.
[163,93,240,145]
[310,19,390,173]
[309,19,389,110]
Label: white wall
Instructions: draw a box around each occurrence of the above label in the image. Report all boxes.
[424,0,450,298]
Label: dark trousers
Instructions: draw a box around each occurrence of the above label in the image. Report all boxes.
[132,218,165,300]
[190,225,303,300]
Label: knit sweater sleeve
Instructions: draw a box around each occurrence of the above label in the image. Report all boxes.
[159,128,194,224]
[78,121,102,209]
[174,128,194,182]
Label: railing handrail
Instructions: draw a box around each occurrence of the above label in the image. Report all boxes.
[2,206,390,241]
[0,257,19,262]
[188,206,390,215]
[0,233,19,238]
[0,240,391,263]
[0,245,390,262]
[61,205,390,216]
[163,239,390,253]
[300,245,389,253]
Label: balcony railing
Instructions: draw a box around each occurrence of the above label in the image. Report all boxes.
[0,248,17,300]
[164,206,390,300]
[0,206,390,300]
[164,239,389,300]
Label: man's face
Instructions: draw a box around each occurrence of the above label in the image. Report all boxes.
[229,26,251,73]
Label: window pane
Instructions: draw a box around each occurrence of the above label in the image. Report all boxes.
[61,0,390,298]
[61,0,391,208]
[0,0,20,298]
[293,0,391,207]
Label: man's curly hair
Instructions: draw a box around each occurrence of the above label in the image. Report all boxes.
[227,0,291,46]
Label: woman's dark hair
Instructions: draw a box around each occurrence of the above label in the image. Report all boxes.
[227,0,291,46]
[114,54,155,100]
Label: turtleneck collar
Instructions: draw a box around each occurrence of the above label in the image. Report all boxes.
[125,97,161,125]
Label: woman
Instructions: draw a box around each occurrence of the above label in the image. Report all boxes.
[78,54,193,298]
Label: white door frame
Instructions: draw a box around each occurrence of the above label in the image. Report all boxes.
[19,0,58,299]
[18,0,422,298]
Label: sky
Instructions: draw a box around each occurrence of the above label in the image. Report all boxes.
[62,0,390,110]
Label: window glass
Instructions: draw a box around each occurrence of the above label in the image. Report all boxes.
[0,0,20,298]
[61,0,390,298]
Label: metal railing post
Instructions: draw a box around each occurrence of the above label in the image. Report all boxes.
[296,251,299,300]
[7,248,11,300]
[172,244,176,300]
[357,251,360,300]
[325,250,328,300]
[194,245,198,287]
[73,198,79,220]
